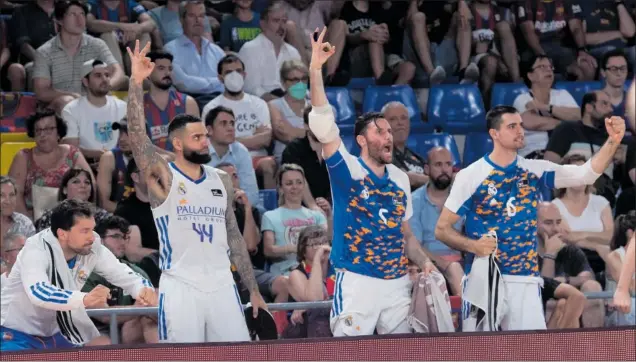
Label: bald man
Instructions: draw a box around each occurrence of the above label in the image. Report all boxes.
[410,147,463,295]
[382,102,428,189]
[537,202,605,327]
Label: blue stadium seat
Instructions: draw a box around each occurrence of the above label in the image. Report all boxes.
[463,132,494,166]
[325,87,356,125]
[554,81,602,106]
[348,77,375,89]
[624,78,633,91]
[412,133,461,166]
[341,134,360,157]
[363,85,423,124]
[490,83,529,108]
[259,189,278,211]
[427,84,486,134]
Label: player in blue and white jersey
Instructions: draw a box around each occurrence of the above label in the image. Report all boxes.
[435,105,626,331]
[307,28,436,337]
[124,41,267,343]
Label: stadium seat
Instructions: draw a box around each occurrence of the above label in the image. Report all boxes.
[553,81,602,106]
[490,82,529,109]
[1,142,35,175]
[428,84,487,134]
[1,92,37,132]
[363,85,423,124]
[341,134,360,157]
[259,189,278,211]
[325,87,356,125]
[412,133,461,166]
[347,77,375,89]
[463,132,494,166]
[0,132,32,144]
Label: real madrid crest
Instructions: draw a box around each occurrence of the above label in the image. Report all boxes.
[360,187,370,200]
[178,182,187,195]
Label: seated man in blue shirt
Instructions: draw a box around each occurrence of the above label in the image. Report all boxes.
[204,105,262,211]
[410,147,464,295]
[86,0,156,72]
[164,1,225,109]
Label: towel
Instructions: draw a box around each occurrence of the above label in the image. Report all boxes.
[42,231,100,345]
[408,271,455,333]
[462,254,508,332]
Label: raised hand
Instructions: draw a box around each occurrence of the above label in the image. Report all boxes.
[126,40,154,84]
[605,116,626,143]
[310,27,336,70]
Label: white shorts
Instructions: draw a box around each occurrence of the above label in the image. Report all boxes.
[462,275,546,331]
[330,270,412,336]
[157,274,250,343]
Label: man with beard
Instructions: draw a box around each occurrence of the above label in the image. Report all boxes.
[545,91,631,203]
[0,199,156,351]
[410,147,463,295]
[435,105,626,331]
[307,28,436,337]
[124,40,267,343]
[144,50,199,152]
[62,59,127,168]
[96,118,134,212]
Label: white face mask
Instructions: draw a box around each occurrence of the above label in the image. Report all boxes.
[224,71,244,93]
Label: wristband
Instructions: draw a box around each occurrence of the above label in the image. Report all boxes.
[577,46,589,53]
[543,254,556,260]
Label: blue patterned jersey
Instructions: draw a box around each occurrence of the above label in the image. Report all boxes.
[325,143,413,280]
[445,155,600,276]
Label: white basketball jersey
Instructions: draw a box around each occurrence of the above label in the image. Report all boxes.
[151,163,233,291]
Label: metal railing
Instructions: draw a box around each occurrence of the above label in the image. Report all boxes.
[87,291,621,344]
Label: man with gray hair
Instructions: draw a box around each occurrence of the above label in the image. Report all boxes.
[1,233,26,286]
[381,101,428,189]
[164,0,225,107]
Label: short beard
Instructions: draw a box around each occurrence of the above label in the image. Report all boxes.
[90,88,109,97]
[183,149,212,164]
[71,246,92,256]
[154,80,173,91]
[431,175,452,190]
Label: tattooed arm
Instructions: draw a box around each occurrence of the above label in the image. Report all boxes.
[127,41,172,208]
[218,170,260,295]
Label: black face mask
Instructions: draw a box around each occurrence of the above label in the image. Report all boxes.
[432,174,452,190]
[183,148,212,164]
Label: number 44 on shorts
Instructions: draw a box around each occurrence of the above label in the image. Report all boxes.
[192,223,214,243]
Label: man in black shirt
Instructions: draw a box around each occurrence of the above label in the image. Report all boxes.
[537,202,605,328]
[582,0,635,67]
[114,158,160,262]
[281,105,331,203]
[8,0,57,65]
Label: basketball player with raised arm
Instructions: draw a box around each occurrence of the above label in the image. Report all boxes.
[434,105,626,331]
[307,28,436,336]
[613,79,635,314]
[125,41,267,343]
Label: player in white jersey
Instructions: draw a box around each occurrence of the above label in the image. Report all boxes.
[1,199,156,351]
[434,105,626,331]
[306,28,436,336]
[124,41,267,343]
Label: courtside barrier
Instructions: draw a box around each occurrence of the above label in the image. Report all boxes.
[84,291,620,344]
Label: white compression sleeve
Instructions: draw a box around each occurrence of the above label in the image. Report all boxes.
[308,104,340,144]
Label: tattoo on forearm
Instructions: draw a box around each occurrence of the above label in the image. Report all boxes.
[221,172,258,293]
[126,80,170,208]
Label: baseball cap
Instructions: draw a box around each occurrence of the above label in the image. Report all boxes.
[81,59,107,78]
[112,118,128,132]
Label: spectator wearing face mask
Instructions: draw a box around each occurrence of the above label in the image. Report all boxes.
[269,59,309,164]
[202,54,276,189]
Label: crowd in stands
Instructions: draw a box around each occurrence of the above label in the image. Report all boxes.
[0,0,635,346]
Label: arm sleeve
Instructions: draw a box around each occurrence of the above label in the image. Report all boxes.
[236,146,262,207]
[443,168,476,217]
[62,103,80,139]
[408,190,425,241]
[94,38,118,66]
[545,123,574,157]
[261,212,275,232]
[32,48,52,79]
[92,244,153,299]
[531,159,602,189]
[20,246,87,311]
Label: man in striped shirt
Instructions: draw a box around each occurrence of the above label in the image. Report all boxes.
[32,0,127,115]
